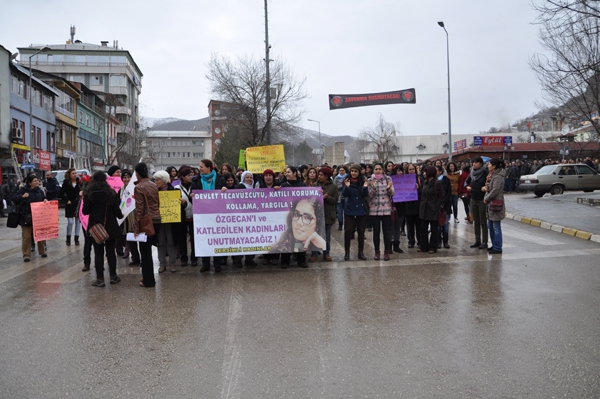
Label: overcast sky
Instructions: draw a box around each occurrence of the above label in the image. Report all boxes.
[1,0,546,138]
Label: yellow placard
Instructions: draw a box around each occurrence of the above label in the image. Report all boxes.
[245,145,286,174]
[159,190,181,223]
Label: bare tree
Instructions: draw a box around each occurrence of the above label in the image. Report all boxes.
[359,114,401,163]
[206,54,308,147]
[530,1,600,144]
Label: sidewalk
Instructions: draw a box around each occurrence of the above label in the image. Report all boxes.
[504,191,600,243]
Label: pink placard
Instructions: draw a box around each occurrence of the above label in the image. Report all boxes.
[31,201,59,242]
[107,176,123,193]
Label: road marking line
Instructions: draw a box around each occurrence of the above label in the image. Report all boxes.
[0,256,55,285]
[42,261,95,284]
[501,225,564,245]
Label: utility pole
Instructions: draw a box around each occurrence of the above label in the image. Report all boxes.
[264,0,272,144]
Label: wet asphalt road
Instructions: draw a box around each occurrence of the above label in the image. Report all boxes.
[1,195,599,398]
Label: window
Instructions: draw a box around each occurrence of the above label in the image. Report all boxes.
[56,91,74,117]
[79,110,84,123]
[91,75,104,85]
[32,88,42,106]
[68,75,84,83]
[47,131,56,152]
[110,75,126,87]
[11,75,27,98]
[36,127,42,149]
[86,115,91,127]
[576,165,595,175]
[43,95,53,112]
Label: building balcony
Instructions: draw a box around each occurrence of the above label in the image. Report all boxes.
[116,106,131,116]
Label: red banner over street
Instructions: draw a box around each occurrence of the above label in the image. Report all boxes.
[329,89,416,110]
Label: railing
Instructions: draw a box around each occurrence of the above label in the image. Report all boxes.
[56,106,74,119]
[28,61,127,67]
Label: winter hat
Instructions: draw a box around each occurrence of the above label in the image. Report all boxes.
[120,169,132,180]
[263,169,275,177]
[107,165,121,176]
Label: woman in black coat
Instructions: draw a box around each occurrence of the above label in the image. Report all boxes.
[82,171,124,287]
[404,164,422,249]
[60,168,82,246]
[418,166,444,254]
[436,165,452,249]
[12,174,48,261]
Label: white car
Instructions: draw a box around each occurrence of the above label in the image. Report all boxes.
[520,163,600,197]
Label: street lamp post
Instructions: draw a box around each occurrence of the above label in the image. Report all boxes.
[28,46,51,163]
[438,21,452,161]
[307,119,322,165]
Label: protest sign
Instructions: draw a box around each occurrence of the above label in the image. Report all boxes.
[106,176,123,193]
[117,172,138,225]
[159,190,181,223]
[31,201,59,242]
[391,174,418,202]
[238,149,246,169]
[79,197,89,231]
[245,145,285,174]
[193,187,325,256]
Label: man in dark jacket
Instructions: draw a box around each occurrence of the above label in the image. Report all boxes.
[43,171,60,201]
[465,157,489,249]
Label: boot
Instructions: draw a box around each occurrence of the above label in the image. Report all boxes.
[393,241,404,253]
[344,251,350,261]
[358,251,366,260]
[374,251,380,260]
[66,235,71,246]
[384,250,391,261]
[74,236,80,246]
[338,222,343,231]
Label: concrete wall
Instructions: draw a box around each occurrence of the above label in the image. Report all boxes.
[333,142,345,166]
[0,48,10,152]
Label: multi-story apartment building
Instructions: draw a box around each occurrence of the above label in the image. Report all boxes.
[70,82,106,170]
[0,45,12,180]
[31,70,80,170]
[18,39,143,165]
[8,64,58,175]
[145,118,211,172]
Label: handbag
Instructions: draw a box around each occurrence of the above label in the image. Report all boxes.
[434,181,447,227]
[488,199,504,211]
[89,204,110,244]
[139,192,156,237]
[438,205,447,227]
[6,203,22,228]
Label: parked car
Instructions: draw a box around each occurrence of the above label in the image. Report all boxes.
[520,163,600,197]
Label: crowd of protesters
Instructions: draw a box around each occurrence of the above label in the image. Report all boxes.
[3,155,599,288]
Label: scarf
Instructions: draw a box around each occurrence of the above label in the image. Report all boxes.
[200,170,217,190]
[371,173,385,180]
[240,171,254,189]
[336,172,347,180]
[470,165,486,182]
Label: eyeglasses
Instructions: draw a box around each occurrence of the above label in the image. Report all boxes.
[292,210,315,225]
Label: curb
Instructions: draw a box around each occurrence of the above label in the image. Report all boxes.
[505,212,600,243]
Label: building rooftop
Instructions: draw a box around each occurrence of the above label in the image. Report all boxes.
[151,117,210,132]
